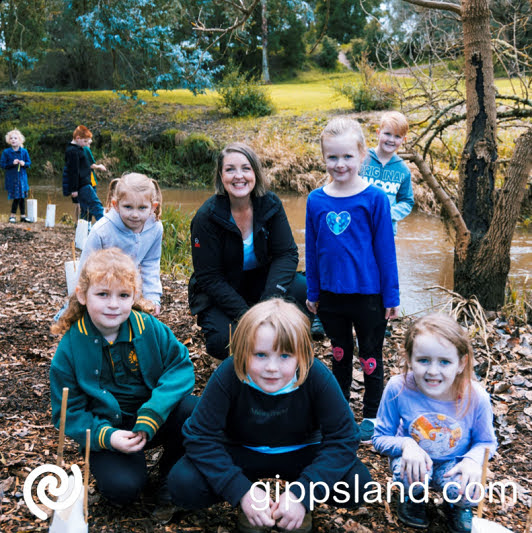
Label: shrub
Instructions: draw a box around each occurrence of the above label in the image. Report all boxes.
[346,38,368,69]
[160,206,192,277]
[176,133,218,167]
[316,36,338,70]
[217,68,275,117]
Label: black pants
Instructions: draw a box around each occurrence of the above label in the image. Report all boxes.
[11,198,25,215]
[197,270,310,360]
[168,444,372,510]
[318,292,387,418]
[89,394,198,505]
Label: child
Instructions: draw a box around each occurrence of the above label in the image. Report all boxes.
[305,117,399,442]
[84,136,107,188]
[1,129,32,223]
[360,111,414,235]
[63,125,104,223]
[373,314,497,533]
[50,248,196,507]
[168,299,372,533]
[77,173,164,315]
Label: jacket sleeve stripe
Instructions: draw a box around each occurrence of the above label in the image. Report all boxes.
[136,416,159,432]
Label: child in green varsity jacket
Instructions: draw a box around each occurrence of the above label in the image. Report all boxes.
[50,248,196,506]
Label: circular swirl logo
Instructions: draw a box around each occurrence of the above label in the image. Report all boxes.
[23,464,83,520]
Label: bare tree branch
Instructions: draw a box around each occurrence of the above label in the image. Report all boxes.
[403,0,462,16]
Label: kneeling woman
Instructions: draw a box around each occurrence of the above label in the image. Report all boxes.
[188,142,312,360]
[168,299,371,532]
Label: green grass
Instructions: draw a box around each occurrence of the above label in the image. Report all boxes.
[160,206,193,278]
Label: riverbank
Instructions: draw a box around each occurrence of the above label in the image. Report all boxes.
[0,221,531,532]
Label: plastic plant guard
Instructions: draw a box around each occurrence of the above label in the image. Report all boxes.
[45,205,56,227]
[27,199,38,222]
[471,517,513,533]
[75,220,89,250]
[49,474,87,533]
[65,261,79,296]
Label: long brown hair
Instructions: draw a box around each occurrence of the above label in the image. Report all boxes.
[231,299,313,387]
[403,313,475,414]
[51,248,153,335]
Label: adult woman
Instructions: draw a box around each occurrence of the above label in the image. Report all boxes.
[189,142,312,360]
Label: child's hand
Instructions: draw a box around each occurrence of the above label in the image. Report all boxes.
[110,430,147,453]
[240,488,275,528]
[401,438,433,484]
[272,490,307,531]
[153,304,161,316]
[306,299,318,314]
[92,163,107,171]
[385,306,400,319]
[443,457,482,499]
[72,191,78,198]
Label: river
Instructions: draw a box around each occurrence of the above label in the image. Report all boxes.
[12,182,532,316]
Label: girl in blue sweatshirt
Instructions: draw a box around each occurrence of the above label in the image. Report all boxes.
[168,299,371,533]
[50,248,196,505]
[78,172,164,315]
[305,117,400,442]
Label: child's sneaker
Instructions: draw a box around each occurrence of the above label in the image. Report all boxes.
[9,215,16,223]
[444,502,472,533]
[310,316,325,341]
[359,419,376,443]
[278,512,312,533]
[397,495,429,529]
[20,215,32,223]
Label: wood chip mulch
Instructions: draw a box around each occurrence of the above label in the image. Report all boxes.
[0,222,530,532]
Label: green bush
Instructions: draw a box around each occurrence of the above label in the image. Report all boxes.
[217,69,275,117]
[161,206,192,277]
[316,36,338,70]
[346,38,368,69]
[176,133,218,167]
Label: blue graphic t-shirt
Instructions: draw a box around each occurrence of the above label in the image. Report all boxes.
[373,374,497,464]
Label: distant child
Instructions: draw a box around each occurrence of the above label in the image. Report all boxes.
[305,117,399,442]
[360,111,414,235]
[1,129,32,223]
[373,314,497,532]
[63,125,104,223]
[50,248,196,506]
[77,173,164,315]
[168,299,372,533]
[84,136,107,188]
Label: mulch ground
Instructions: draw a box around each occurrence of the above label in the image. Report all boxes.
[0,222,530,533]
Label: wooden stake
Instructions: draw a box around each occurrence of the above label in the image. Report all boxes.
[72,242,77,271]
[477,447,490,518]
[56,388,68,467]
[84,429,90,524]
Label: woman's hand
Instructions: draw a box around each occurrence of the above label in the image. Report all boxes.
[240,488,275,528]
[272,490,307,531]
[401,438,433,485]
[385,306,400,319]
[306,299,318,314]
[443,457,482,500]
[110,430,147,453]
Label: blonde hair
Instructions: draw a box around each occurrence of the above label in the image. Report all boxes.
[231,299,313,387]
[379,111,409,137]
[5,129,25,146]
[320,117,367,160]
[403,313,475,414]
[106,172,163,220]
[214,143,269,197]
[51,248,153,335]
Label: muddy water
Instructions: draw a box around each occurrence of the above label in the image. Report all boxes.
[13,183,531,315]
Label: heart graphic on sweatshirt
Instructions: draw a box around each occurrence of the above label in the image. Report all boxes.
[332,347,344,361]
[326,211,351,235]
[359,357,377,375]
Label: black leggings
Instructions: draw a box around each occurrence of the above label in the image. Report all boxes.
[318,292,387,418]
[11,198,25,215]
[197,270,310,360]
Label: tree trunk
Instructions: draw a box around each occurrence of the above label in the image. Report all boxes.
[453,0,500,308]
[261,0,271,84]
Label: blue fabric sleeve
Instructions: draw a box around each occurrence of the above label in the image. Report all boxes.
[305,193,320,302]
[391,168,414,223]
[139,223,163,305]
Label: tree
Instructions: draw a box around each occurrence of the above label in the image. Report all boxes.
[401,0,532,310]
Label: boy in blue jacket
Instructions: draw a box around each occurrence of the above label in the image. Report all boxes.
[361,111,414,235]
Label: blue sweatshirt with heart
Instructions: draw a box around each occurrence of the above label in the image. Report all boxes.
[305,185,399,308]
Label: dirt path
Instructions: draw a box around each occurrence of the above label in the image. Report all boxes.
[0,222,530,532]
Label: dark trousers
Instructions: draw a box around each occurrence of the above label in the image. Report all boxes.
[11,198,25,215]
[197,270,310,360]
[89,394,198,505]
[318,292,387,418]
[78,184,104,222]
[168,445,372,510]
